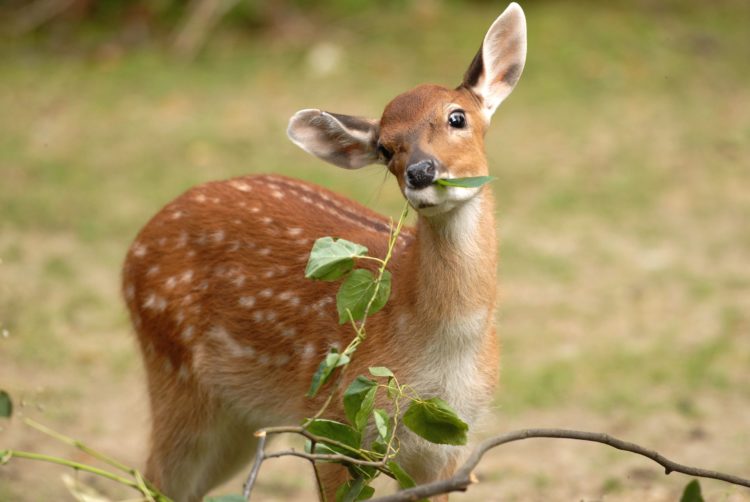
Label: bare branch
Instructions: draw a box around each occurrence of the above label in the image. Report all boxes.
[370,428,750,502]
[242,430,268,501]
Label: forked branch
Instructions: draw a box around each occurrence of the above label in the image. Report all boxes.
[369,428,750,501]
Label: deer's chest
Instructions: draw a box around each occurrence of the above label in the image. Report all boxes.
[406,308,495,426]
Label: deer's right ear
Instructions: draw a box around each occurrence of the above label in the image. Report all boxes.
[462,2,527,121]
[287,109,380,169]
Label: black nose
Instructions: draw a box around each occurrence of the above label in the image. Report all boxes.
[405,160,436,189]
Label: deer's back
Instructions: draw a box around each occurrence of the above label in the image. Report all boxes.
[122,174,411,412]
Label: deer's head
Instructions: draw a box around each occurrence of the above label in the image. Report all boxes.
[288,3,527,217]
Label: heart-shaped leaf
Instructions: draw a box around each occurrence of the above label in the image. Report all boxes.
[306,237,368,281]
[336,269,391,324]
[403,397,468,445]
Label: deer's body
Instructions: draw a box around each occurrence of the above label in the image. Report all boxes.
[123,4,526,501]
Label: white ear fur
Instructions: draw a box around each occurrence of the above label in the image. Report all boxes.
[287,109,379,169]
[464,2,527,120]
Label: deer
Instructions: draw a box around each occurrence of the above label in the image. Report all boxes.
[122,3,526,501]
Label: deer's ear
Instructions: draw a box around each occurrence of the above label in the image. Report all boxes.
[462,2,527,120]
[287,109,380,169]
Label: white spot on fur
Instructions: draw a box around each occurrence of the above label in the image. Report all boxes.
[259,288,273,298]
[228,240,241,252]
[258,353,271,365]
[158,237,167,247]
[165,276,177,290]
[212,229,225,242]
[177,365,190,381]
[175,310,185,324]
[301,342,315,361]
[261,216,273,225]
[281,327,296,337]
[232,274,246,287]
[239,296,256,308]
[259,248,271,256]
[143,292,167,312]
[230,180,252,192]
[252,311,264,323]
[262,270,275,279]
[208,325,255,358]
[181,325,195,341]
[272,190,284,199]
[265,311,277,322]
[176,231,189,248]
[194,193,207,203]
[171,210,184,220]
[287,227,303,237]
[146,265,160,277]
[124,283,135,300]
[180,270,194,284]
[132,243,147,257]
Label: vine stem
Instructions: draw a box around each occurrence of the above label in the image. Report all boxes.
[2,449,141,490]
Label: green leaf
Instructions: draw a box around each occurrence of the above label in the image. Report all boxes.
[205,495,246,502]
[387,461,418,490]
[403,397,468,445]
[368,366,394,378]
[335,478,374,502]
[434,176,496,188]
[386,379,399,400]
[680,480,705,502]
[307,350,350,397]
[344,376,378,431]
[0,391,12,418]
[373,409,389,441]
[336,269,391,324]
[305,237,368,281]
[306,419,362,451]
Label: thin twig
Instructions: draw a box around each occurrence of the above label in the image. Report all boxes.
[263,449,390,469]
[25,418,133,474]
[242,430,268,501]
[370,428,750,501]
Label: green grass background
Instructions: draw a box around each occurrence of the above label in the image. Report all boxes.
[1,1,749,500]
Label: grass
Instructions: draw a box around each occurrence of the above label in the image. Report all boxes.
[1,1,749,500]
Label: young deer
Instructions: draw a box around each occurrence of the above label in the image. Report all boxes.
[123,3,526,501]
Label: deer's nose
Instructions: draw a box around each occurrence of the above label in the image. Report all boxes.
[405,159,437,190]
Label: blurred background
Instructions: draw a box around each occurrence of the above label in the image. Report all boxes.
[1,0,748,500]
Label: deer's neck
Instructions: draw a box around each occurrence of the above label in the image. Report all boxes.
[389,189,498,423]
[408,188,497,324]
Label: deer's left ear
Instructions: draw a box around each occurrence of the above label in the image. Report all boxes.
[462,2,527,120]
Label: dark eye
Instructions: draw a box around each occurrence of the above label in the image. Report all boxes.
[448,110,466,129]
[377,144,394,162]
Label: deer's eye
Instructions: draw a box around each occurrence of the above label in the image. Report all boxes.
[377,144,394,162]
[448,110,466,129]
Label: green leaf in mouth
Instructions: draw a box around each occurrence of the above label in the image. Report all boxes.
[434,176,496,188]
